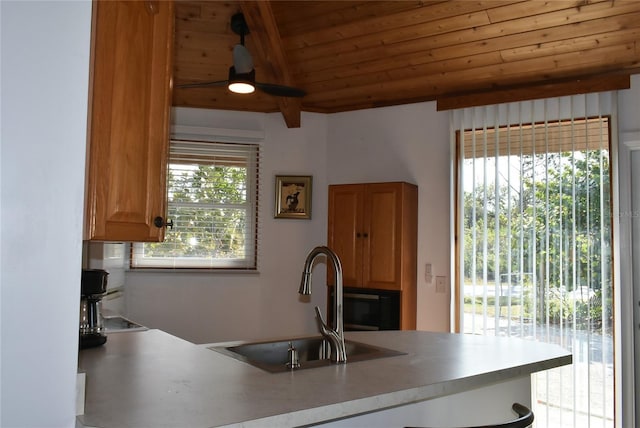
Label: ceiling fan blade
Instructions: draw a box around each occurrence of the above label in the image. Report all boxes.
[255,82,306,98]
[233,44,254,75]
[176,80,228,89]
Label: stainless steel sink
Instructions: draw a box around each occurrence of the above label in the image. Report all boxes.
[103,316,147,333]
[209,336,405,373]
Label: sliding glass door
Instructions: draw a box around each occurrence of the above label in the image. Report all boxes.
[452,94,615,427]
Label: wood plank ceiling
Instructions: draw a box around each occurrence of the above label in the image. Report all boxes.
[173,1,640,128]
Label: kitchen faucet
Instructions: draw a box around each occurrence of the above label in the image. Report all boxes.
[299,246,347,363]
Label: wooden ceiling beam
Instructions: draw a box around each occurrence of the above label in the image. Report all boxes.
[240,1,302,128]
[436,74,631,111]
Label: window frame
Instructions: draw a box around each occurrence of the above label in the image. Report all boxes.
[130,139,260,271]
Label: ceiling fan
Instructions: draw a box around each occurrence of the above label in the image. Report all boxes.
[176,13,306,98]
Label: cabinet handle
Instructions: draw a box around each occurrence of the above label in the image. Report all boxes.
[356,233,361,238]
[363,233,369,238]
[153,216,174,230]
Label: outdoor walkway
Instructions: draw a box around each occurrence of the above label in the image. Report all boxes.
[463,312,614,428]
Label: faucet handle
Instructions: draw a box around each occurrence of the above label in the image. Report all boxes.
[314,306,330,331]
[315,306,338,343]
[314,305,347,364]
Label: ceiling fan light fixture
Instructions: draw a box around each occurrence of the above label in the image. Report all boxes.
[177,13,305,99]
[228,66,255,94]
[228,81,255,94]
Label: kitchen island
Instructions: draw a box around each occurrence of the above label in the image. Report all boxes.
[77,329,571,428]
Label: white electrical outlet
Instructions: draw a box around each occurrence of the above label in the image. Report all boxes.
[436,276,446,293]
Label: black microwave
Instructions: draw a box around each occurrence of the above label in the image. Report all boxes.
[329,287,400,331]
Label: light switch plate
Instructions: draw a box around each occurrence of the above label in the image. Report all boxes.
[436,276,446,293]
[425,263,432,283]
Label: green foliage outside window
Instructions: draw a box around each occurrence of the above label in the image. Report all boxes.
[143,163,251,262]
[463,149,612,331]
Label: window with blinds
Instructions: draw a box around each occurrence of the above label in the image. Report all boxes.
[453,95,615,427]
[131,140,260,270]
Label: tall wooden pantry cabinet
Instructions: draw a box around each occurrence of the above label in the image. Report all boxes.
[327,182,418,330]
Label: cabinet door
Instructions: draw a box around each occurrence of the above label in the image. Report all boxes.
[85,0,174,242]
[362,183,404,290]
[328,185,365,286]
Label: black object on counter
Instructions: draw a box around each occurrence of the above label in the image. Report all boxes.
[81,269,109,295]
[80,269,109,348]
[79,332,108,349]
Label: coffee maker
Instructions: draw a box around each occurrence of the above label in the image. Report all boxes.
[80,269,108,349]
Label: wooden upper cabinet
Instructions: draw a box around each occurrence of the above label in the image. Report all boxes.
[327,185,364,285]
[328,182,418,291]
[85,0,174,242]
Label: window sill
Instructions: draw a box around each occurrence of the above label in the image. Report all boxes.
[127,268,260,275]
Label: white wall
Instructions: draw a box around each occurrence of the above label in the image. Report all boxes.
[0,1,92,427]
[125,102,452,342]
[615,74,640,428]
[125,108,331,344]
[326,102,451,332]
[619,74,640,134]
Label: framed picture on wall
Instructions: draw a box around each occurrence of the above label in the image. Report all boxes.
[274,175,312,219]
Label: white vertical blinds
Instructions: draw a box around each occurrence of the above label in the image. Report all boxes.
[452,93,615,428]
[131,140,260,270]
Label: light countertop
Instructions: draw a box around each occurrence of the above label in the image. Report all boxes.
[77,329,571,428]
